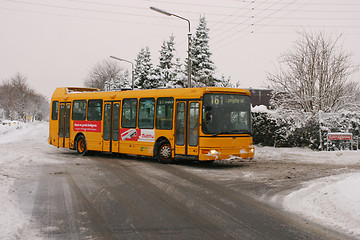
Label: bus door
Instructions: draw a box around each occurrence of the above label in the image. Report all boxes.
[175,100,200,157]
[59,102,71,148]
[103,101,121,152]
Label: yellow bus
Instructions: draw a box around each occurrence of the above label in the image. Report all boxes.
[49,87,254,163]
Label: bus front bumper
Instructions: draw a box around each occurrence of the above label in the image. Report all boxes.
[199,146,255,161]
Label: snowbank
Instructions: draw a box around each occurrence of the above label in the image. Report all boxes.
[257,146,360,238]
[256,146,360,165]
[0,121,48,144]
[281,172,360,238]
[0,121,47,240]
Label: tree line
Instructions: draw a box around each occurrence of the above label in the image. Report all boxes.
[0,73,49,122]
[253,30,360,150]
[84,16,235,90]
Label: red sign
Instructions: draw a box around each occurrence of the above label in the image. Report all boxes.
[327,133,352,141]
[120,129,155,142]
[120,128,139,141]
[73,121,101,133]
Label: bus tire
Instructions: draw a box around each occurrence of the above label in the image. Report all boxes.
[76,135,88,156]
[156,140,174,164]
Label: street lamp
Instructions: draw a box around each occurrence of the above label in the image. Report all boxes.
[150,6,192,88]
[110,56,134,90]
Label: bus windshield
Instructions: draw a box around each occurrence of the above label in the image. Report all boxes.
[202,93,251,135]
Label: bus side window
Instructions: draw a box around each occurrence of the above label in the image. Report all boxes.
[138,98,155,129]
[122,98,137,128]
[72,100,86,121]
[156,97,174,130]
[51,101,59,120]
[87,99,102,121]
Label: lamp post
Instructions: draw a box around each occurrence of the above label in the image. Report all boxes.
[110,55,135,90]
[150,6,192,88]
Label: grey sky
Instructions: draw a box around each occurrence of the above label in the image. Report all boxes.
[1,0,360,100]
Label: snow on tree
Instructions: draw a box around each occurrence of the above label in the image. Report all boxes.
[104,78,119,91]
[166,57,187,88]
[84,59,125,91]
[268,31,359,113]
[123,69,132,89]
[0,73,49,122]
[252,108,360,150]
[156,35,186,88]
[134,47,159,89]
[158,35,175,87]
[215,75,241,88]
[189,16,218,87]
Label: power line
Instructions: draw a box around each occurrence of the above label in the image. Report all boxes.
[211,1,258,31]
[0,6,185,28]
[211,0,294,46]
[3,0,360,47]
[148,0,360,8]
[4,0,159,19]
[148,0,247,9]
[6,0,360,23]
[211,0,315,49]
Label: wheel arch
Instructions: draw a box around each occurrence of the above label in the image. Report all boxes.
[153,136,170,157]
[74,132,85,143]
[70,132,85,150]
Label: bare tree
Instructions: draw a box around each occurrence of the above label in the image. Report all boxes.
[84,59,126,91]
[268,31,359,113]
[0,73,49,121]
[5,73,30,120]
[0,81,12,119]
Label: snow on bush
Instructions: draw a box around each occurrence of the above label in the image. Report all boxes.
[252,108,360,150]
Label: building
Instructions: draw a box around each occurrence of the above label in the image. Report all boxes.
[248,88,272,108]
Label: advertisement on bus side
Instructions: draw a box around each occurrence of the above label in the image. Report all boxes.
[120,129,155,142]
[73,121,101,132]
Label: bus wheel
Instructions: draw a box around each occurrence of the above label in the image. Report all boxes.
[156,140,174,164]
[76,135,88,156]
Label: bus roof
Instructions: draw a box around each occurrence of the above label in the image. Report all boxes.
[51,87,250,101]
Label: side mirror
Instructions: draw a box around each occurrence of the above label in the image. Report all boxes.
[205,112,213,123]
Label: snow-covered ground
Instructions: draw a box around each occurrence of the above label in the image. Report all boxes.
[1,121,360,239]
[0,121,48,240]
[256,146,360,238]
[281,173,360,237]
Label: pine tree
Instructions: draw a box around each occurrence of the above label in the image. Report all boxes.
[134,47,158,89]
[166,57,186,88]
[157,35,186,88]
[104,78,121,91]
[123,69,132,89]
[216,75,241,88]
[190,16,217,87]
[158,35,175,87]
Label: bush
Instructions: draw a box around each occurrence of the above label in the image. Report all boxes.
[252,109,360,150]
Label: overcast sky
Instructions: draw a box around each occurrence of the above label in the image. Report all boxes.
[1,0,360,100]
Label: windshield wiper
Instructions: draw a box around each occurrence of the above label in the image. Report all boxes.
[212,130,251,136]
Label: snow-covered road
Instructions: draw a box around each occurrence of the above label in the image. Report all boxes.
[0,121,49,239]
[256,146,360,238]
[1,121,360,239]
